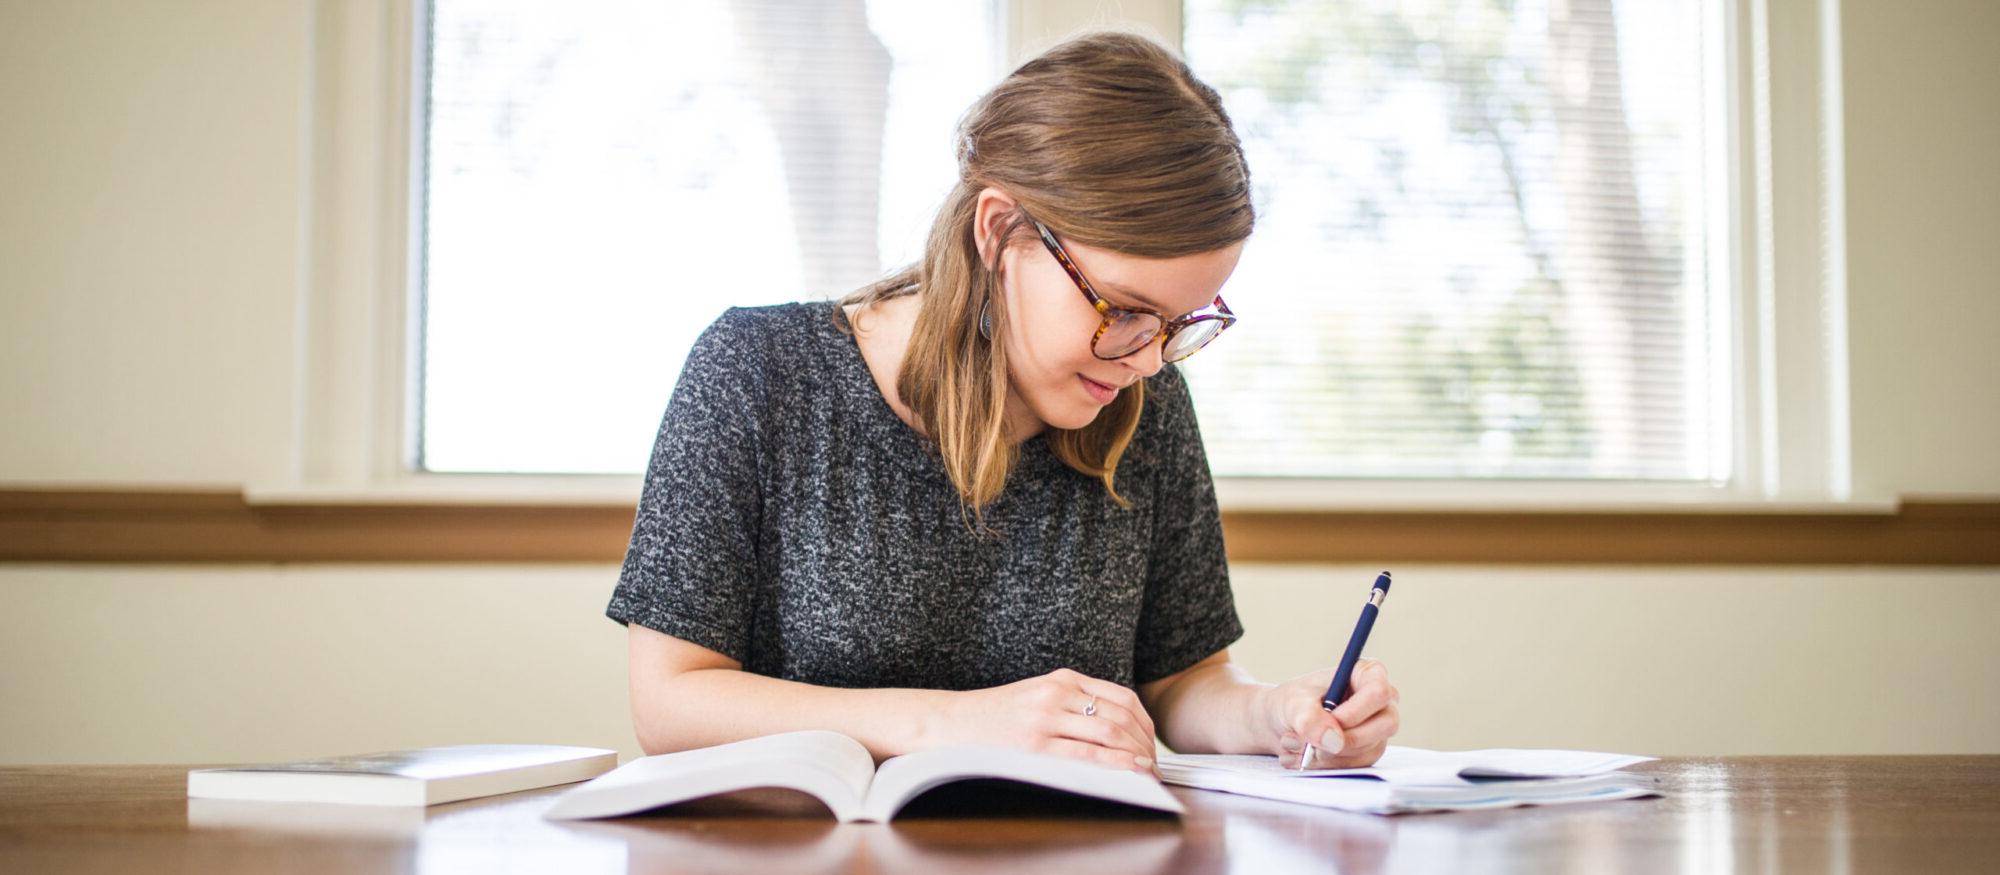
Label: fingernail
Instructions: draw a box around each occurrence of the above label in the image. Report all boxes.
[1280,736,1301,752]
[1135,756,1153,767]
[1320,730,1345,753]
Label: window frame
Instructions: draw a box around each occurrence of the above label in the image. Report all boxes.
[265,0,1870,513]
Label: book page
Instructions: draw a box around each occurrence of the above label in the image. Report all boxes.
[1157,745,1655,785]
[856,744,1183,821]
[542,730,876,821]
[1160,765,1660,814]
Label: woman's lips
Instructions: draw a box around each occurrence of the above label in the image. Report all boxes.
[1079,374,1120,404]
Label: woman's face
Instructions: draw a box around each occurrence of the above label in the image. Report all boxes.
[974,188,1244,436]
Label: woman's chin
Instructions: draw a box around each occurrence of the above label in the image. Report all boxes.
[1042,403,1106,431]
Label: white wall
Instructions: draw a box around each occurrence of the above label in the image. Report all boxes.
[4,562,1996,765]
[1840,0,2000,496]
[0,0,308,486]
[1,0,1997,764]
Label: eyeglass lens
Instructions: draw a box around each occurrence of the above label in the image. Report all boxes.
[1094,312,1226,363]
[1162,318,1223,362]
[1095,311,1163,358]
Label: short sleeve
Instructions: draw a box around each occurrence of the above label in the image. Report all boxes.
[1130,365,1245,686]
[605,310,767,663]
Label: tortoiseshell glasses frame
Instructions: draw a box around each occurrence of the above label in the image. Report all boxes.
[1028,218,1237,363]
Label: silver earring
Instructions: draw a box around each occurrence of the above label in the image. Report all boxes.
[979,300,993,340]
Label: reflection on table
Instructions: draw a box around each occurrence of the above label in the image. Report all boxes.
[2,757,1996,873]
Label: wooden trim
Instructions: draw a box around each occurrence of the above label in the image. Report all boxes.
[0,489,635,564]
[1220,502,2000,565]
[1,488,1996,565]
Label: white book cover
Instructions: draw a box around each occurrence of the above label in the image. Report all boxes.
[187,744,618,807]
[541,730,1183,822]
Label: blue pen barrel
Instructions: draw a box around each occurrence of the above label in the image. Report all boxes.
[1322,603,1378,711]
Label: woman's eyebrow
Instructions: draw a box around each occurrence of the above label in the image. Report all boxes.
[1095,279,1171,313]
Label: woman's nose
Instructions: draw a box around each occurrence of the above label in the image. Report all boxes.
[1125,336,1167,378]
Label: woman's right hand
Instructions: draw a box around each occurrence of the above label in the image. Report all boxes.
[934,668,1160,777]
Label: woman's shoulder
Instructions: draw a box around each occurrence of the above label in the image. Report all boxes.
[702,300,837,344]
[687,300,841,374]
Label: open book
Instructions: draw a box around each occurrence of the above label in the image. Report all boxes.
[1158,745,1663,814]
[542,730,1183,822]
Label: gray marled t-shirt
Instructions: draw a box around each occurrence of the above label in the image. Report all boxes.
[606,301,1242,691]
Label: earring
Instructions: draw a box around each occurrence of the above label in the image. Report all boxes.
[979,300,993,340]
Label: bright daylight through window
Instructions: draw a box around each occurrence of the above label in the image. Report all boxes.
[418,0,1726,483]
[1180,0,1725,480]
[419,0,999,473]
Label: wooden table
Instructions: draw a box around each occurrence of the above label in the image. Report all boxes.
[3,757,1997,873]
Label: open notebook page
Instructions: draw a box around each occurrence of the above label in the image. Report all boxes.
[1158,745,1655,785]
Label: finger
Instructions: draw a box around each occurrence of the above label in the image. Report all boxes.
[1294,737,1388,770]
[1309,734,1390,769]
[1288,700,1347,759]
[1040,737,1150,773]
[1334,703,1400,756]
[1066,695,1156,759]
[1283,733,1383,770]
[1279,746,1342,770]
[1302,705,1399,769]
[1330,665,1394,729]
[1042,676,1149,755]
[1072,674,1156,742]
[1071,671,1156,741]
[1047,712,1152,763]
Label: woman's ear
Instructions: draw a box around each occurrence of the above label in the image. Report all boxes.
[971,187,1020,267]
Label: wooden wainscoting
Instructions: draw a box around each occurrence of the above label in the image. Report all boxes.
[2,488,1996,564]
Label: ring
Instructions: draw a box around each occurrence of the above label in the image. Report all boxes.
[1083,695,1098,717]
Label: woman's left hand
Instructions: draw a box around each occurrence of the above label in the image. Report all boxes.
[1258,658,1400,769]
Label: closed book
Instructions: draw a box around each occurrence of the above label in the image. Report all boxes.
[187,744,618,807]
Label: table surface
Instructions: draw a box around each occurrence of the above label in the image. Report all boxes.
[3,756,1997,874]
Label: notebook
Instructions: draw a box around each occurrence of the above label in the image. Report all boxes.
[187,744,618,807]
[1157,745,1664,814]
[541,729,1183,822]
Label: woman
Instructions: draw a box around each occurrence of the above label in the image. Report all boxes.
[608,32,1399,776]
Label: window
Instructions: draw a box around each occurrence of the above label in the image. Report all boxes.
[1181,0,1726,481]
[402,0,1832,499]
[417,0,1001,473]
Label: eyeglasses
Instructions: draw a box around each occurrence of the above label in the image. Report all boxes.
[1029,218,1237,364]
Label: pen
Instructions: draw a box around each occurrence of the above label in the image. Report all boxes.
[1298,571,1391,771]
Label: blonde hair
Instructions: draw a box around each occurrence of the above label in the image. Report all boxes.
[836,31,1254,519]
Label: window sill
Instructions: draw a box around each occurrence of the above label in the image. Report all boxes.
[234,475,1903,516]
[1210,478,1900,515]
[1,484,1993,565]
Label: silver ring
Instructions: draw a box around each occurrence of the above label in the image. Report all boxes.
[1083,694,1098,717]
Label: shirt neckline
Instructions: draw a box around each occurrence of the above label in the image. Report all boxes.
[813,299,1056,475]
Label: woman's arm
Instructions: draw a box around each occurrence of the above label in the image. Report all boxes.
[629,624,945,760]
[1138,649,1271,754]
[1140,648,1401,768]
[630,625,1162,773]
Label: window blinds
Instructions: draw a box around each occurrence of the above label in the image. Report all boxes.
[418,0,1723,482]
[1180,0,1725,481]
[419,0,997,473]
